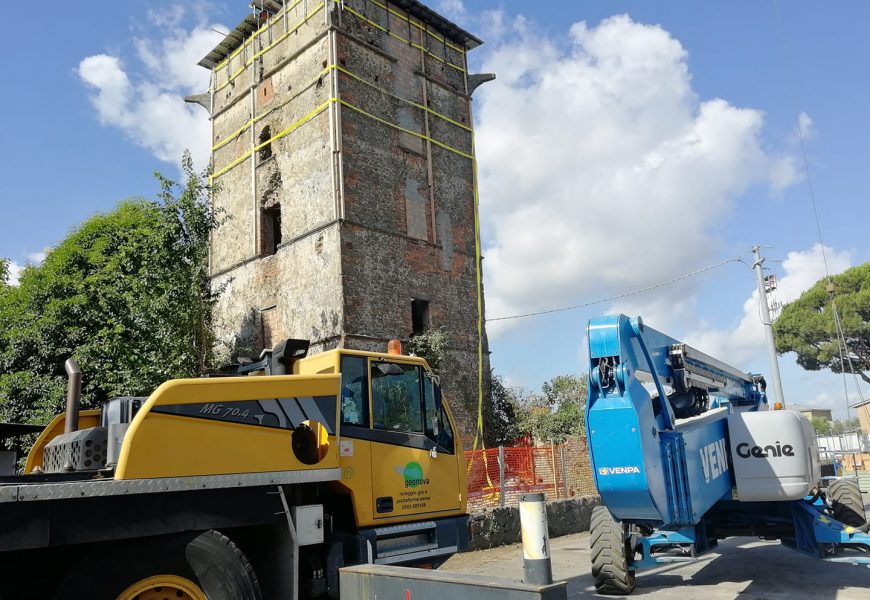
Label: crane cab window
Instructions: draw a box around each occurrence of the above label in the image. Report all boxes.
[424,374,455,454]
[340,355,369,427]
[371,362,423,433]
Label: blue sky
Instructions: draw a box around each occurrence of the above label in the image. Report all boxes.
[0,1,867,417]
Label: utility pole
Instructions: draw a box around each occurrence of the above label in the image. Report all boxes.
[753,246,786,408]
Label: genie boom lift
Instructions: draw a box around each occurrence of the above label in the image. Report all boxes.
[586,314,870,595]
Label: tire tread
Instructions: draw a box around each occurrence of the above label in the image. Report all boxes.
[590,506,636,595]
[829,478,867,528]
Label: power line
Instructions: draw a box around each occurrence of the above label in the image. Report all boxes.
[772,0,832,279]
[772,1,866,421]
[488,258,747,322]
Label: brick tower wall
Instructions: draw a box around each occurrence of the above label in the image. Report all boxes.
[333,0,485,443]
[206,0,489,445]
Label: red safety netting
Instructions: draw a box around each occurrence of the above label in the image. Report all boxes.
[464,437,598,512]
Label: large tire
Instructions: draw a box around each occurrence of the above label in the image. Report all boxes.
[829,478,867,528]
[55,530,262,600]
[590,506,636,595]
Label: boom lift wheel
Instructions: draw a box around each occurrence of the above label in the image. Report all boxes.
[591,506,636,595]
[828,478,868,529]
[55,530,262,600]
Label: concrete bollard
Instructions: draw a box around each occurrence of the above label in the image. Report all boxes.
[520,493,553,585]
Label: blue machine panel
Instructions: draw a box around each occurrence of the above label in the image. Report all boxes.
[586,315,737,527]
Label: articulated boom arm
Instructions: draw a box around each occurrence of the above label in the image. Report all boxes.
[586,315,870,592]
[585,315,767,525]
[588,315,766,431]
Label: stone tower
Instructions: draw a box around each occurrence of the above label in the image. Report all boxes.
[195,0,490,443]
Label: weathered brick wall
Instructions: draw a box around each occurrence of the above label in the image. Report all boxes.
[208,0,489,443]
[210,3,338,355]
[335,0,488,442]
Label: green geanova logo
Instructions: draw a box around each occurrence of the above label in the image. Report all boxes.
[403,462,430,488]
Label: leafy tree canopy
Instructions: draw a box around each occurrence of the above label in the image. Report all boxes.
[482,372,523,447]
[774,262,870,384]
[810,416,831,436]
[0,153,219,432]
[810,417,862,436]
[406,327,448,375]
[508,374,588,445]
[831,417,862,435]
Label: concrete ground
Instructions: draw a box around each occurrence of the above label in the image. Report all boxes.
[442,494,870,599]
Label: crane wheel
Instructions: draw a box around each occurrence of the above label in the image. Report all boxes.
[116,574,207,600]
[54,530,262,600]
[828,478,868,529]
[590,506,636,595]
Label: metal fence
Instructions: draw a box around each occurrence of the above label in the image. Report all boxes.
[464,436,598,512]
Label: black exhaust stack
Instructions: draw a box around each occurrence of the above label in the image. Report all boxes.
[64,358,82,434]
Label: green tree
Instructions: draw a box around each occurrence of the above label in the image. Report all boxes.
[482,372,523,446]
[406,327,448,375]
[811,416,831,435]
[520,374,588,444]
[774,262,870,384]
[0,153,219,431]
[830,418,862,435]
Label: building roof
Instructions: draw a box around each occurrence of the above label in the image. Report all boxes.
[198,0,483,70]
[788,404,833,415]
[198,13,260,70]
[392,0,483,49]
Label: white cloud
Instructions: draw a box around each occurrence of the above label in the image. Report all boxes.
[436,0,466,21]
[798,111,814,141]
[77,9,222,170]
[3,248,51,286]
[476,15,800,337]
[810,390,867,421]
[686,244,852,364]
[146,5,187,29]
[27,247,50,265]
[5,261,24,286]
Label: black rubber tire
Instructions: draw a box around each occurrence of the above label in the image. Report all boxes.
[55,529,262,600]
[590,506,636,595]
[829,478,867,528]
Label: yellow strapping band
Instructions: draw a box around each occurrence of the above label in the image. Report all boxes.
[214,63,471,153]
[212,0,467,95]
[471,135,485,451]
[210,98,334,181]
[337,98,473,159]
[340,4,466,73]
[364,0,467,53]
[211,93,473,181]
[214,3,326,94]
[214,0,308,73]
[332,64,472,132]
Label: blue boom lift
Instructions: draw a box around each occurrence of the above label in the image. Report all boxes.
[586,314,870,595]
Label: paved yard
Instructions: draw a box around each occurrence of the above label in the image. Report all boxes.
[443,496,870,599]
[443,533,870,599]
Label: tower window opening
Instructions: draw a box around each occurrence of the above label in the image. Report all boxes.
[411,299,430,336]
[262,204,282,256]
[259,126,272,161]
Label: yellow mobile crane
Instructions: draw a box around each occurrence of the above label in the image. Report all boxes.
[0,339,467,599]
